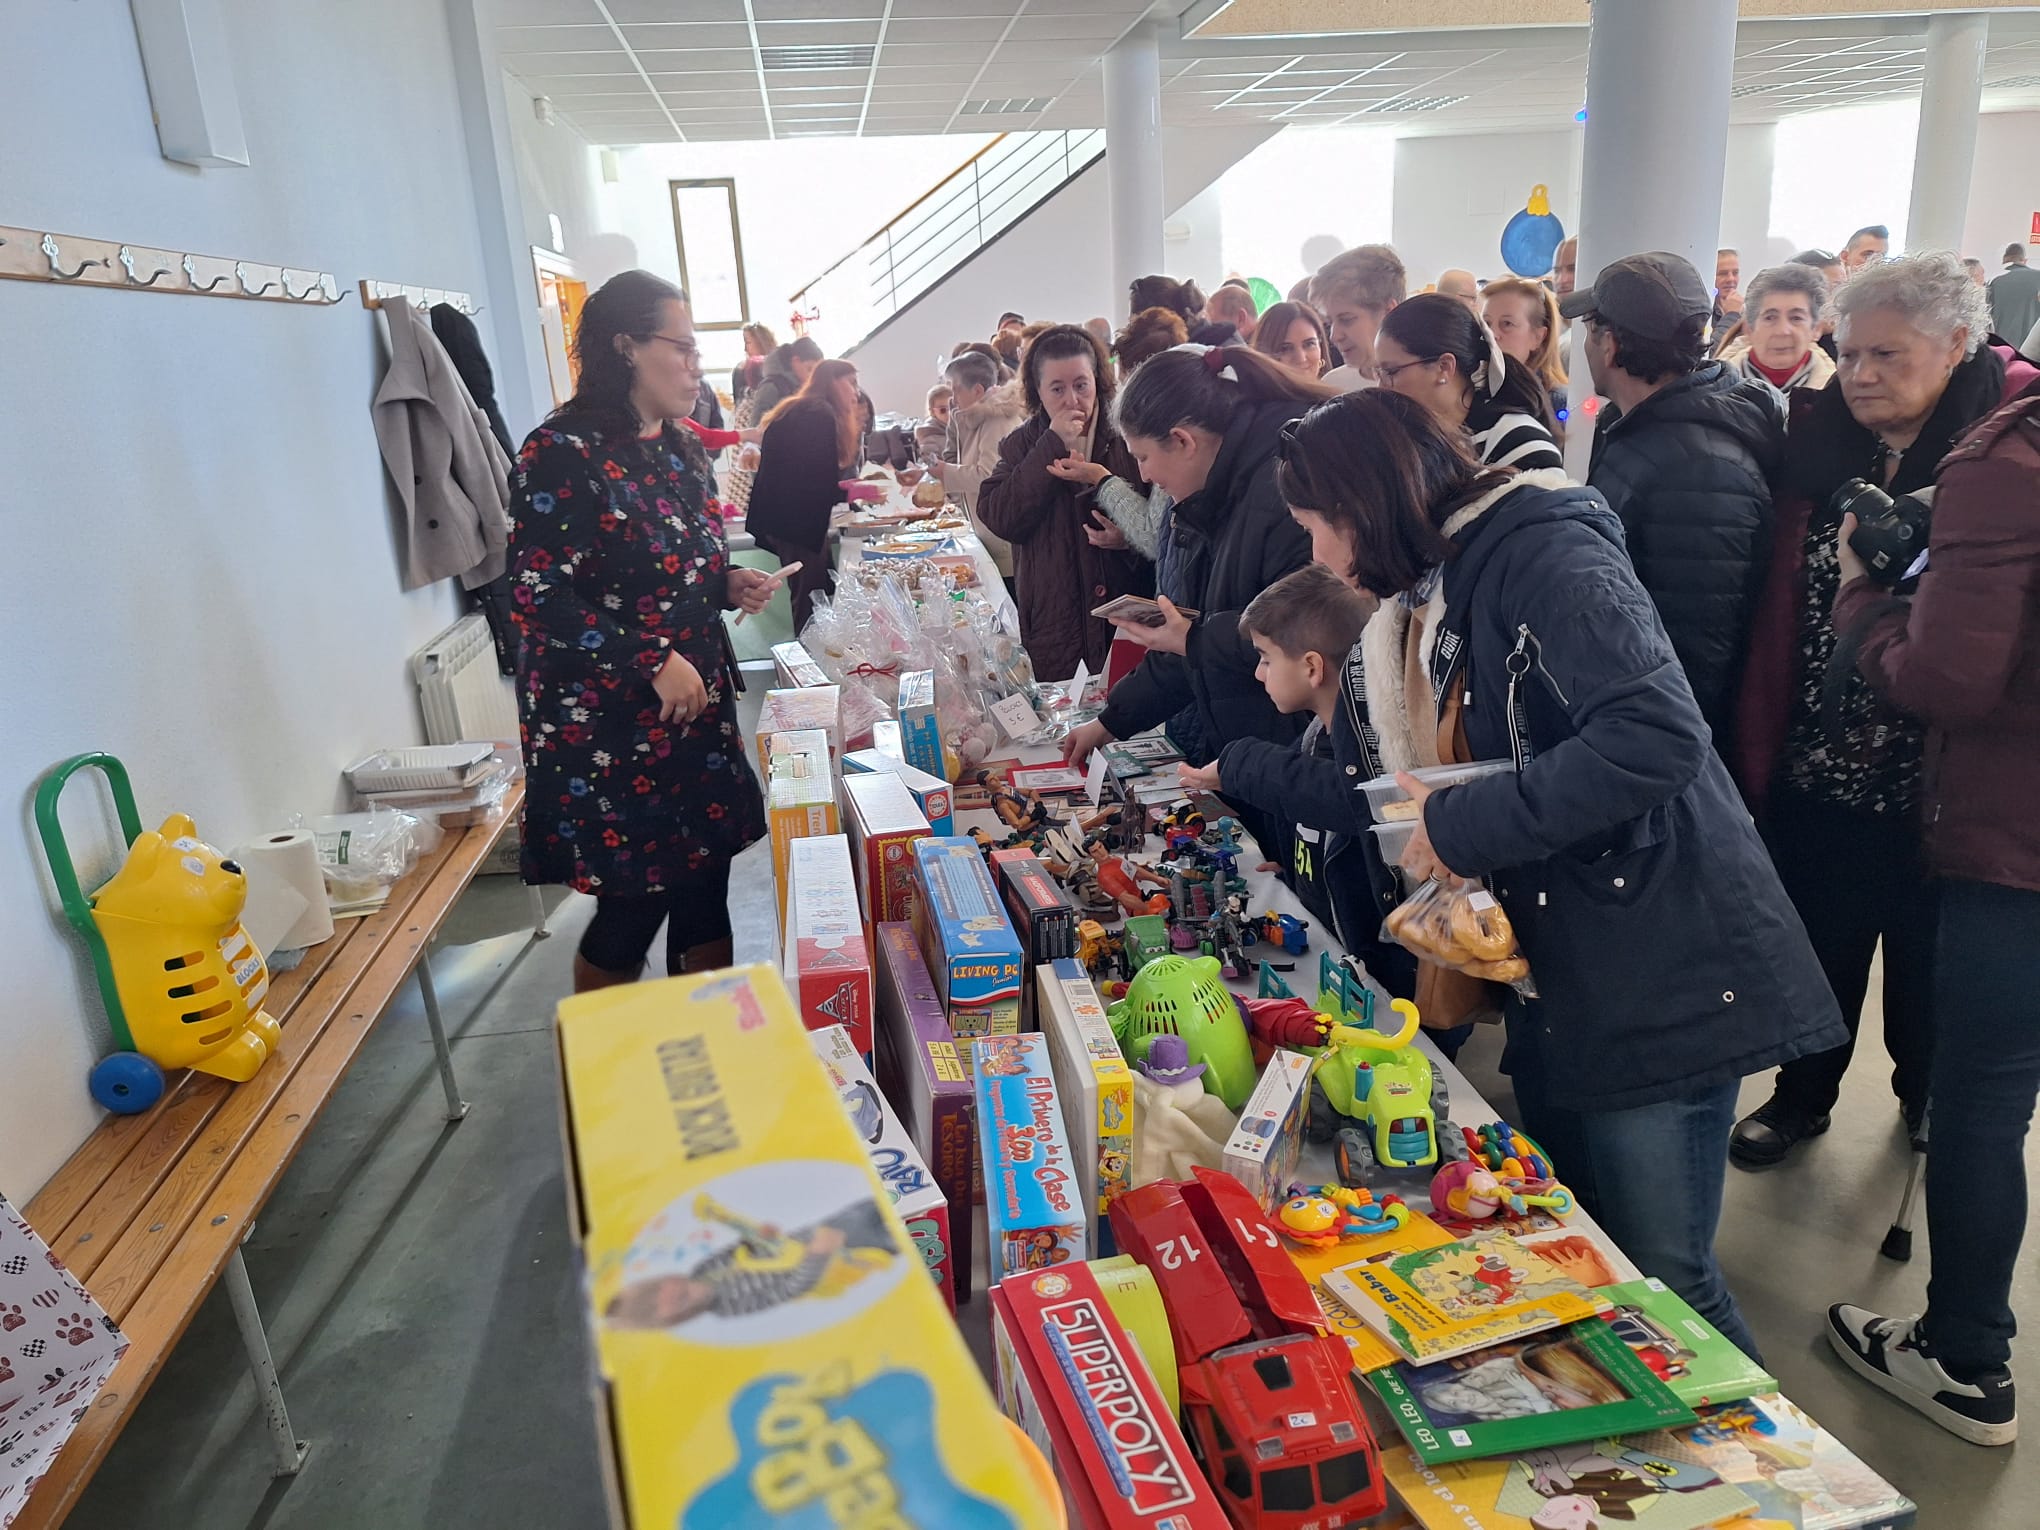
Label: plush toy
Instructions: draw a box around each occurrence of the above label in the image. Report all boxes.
[1129,1036,1234,1186]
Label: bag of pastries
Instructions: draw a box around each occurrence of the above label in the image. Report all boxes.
[1382,876,1534,995]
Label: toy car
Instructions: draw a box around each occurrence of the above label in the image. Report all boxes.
[1111,1168,1387,1527]
[1258,911,1310,956]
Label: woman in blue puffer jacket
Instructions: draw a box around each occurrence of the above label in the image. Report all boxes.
[1275,390,1845,1360]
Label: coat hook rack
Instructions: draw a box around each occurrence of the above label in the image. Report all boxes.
[357,278,479,316]
[0,222,340,304]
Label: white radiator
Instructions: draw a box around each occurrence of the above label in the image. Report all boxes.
[412,614,519,748]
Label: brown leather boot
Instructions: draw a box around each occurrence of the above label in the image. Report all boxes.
[572,953,642,993]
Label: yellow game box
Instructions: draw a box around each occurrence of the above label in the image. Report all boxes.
[556,965,1056,1530]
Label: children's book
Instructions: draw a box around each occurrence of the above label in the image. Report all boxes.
[1382,1435,1759,1530]
[1324,1234,1610,1364]
[1370,1316,1696,1466]
[1597,1279,1777,1410]
[1513,1225,1644,1289]
[1638,1394,1917,1529]
[1285,1208,1459,1373]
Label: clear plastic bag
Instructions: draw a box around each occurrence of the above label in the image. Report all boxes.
[1383,876,1536,995]
[292,803,438,902]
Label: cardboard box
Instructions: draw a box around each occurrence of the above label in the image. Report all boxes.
[1036,959,1133,1254]
[841,772,933,931]
[976,1033,1086,1275]
[991,1263,1229,1530]
[871,719,904,761]
[783,834,873,1055]
[756,684,842,774]
[896,668,944,779]
[765,729,838,930]
[841,749,954,835]
[1221,1049,1316,1212]
[911,837,1024,1041]
[554,966,1052,1530]
[871,922,978,1303]
[770,639,830,690]
[991,848,1078,974]
[809,1022,953,1311]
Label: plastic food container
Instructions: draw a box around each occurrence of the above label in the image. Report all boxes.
[1358,759,1513,824]
[345,743,494,795]
[1370,818,1419,868]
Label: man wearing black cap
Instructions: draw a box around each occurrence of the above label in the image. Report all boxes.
[1561,252,1784,744]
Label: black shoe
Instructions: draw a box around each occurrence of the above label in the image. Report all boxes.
[1730,1095,1831,1168]
[1826,1304,2017,1446]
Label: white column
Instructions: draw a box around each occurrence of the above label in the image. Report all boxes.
[1103,21,1165,310]
[1907,12,1988,255]
[1566,0,1737,475]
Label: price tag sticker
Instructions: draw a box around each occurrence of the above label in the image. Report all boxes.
[989,692,1046,743]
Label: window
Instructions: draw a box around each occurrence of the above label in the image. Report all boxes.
[1318,1449,1374,1504]
[1251,1353,1295,1390]
[1223,1456,1251,1503]
[669,178,750,331]
[1261,1464,1314,1512]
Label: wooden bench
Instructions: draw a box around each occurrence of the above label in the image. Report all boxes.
[15,784,539,1528]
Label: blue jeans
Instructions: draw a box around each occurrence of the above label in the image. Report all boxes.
[1513,1072,1759,1362]
[1922,879,2040,1375]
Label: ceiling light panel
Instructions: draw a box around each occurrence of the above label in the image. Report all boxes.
[760,44,878,71]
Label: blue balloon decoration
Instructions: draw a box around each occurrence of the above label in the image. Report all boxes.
[1501,183,1566,278]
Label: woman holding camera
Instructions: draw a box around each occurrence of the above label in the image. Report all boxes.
[1729,254,2006,1168]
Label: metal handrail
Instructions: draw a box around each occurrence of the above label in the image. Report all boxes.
[787,129,1104,339]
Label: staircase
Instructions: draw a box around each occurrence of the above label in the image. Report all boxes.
[788,128,1105,357]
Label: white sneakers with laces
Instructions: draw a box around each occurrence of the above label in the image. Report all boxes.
[1825,1303,2018,1446]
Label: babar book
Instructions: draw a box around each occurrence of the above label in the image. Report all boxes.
[1597,1279,1777,1410]
[555,965,1054,1529]
[1324,1234,1609,1365]
[975,1032,1087,1276]
[1285,1212,1458,1374]
[1370,1315,1695,1466]
[1381,1438,1759,1530]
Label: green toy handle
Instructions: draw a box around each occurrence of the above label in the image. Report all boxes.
[34,752,143,1051]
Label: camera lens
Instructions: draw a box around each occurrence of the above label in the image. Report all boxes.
[1830,478,1894,521]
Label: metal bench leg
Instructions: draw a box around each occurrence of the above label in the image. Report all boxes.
[224,1246,308,1477]
[527,883,552,939]
[415,957,472,1122]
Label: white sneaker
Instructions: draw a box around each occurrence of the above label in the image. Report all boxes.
[1825,1303,2017,1446]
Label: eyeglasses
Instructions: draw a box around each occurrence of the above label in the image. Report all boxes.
[1375,355,1442,383]
[642,333,702,364]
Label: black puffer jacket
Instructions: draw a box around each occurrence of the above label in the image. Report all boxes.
[1586,360,1784,742]
[1099,398,1313,753]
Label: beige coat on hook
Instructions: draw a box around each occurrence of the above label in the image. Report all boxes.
[371,296,511,590]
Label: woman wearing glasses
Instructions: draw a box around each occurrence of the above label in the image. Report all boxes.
[748,358,866,632]
[508,271,777,993]
[1375,293,1564,471]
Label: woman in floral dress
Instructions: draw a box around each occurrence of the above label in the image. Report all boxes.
[508,271,775,991]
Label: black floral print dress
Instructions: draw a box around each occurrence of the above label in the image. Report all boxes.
[509,419,765,896]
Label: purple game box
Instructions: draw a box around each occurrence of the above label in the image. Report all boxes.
[873,921,978,1303]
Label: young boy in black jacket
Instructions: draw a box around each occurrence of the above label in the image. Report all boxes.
[1176,564,1420,1009]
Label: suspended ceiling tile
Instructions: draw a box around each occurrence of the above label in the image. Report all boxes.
[501,49,638,74]
[753,0,887,20]
[495,23,619,51]
[902,17,1020,44]
[601,0,754,19]
[491,0,604,24]
[618,23,755,51]
[752,20,886,46]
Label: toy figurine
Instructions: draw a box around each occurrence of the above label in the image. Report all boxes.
[1430,1159,1576,1222]
[1158,805,1206,853]
[1127,1037,1233,1185]
[971,767,1049,833]
[1077,919,1126,983]
[1275,1184,1409,1247]
[1091,842,1171,918]
[1212,894,1254,979]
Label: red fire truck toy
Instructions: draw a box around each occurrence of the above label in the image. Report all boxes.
[1109,1166,1386,1528]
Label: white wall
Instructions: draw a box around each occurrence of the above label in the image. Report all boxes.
[1963,112,2040,266]
[1219,126,1397,294]
[1,2,508,1198]
[503,71,602,274]
[1393,130,1581,290]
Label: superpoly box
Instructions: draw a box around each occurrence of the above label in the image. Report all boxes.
[770,639,830,690]
[910,837,1024,1042]
[895,668,945,779]
[755,683,842,774]
[809,1022,953,1311]
[872,922,978,1303]
[1222,1049,1316,1213]
[782,834,873,1055]
[991,1263,1229,1530]
[1036,959,1133,1256]
[841,748,954,834]
[841,771,933,931]
[765,728,837,930]
[554,965,1054,1530]
[975,1033,1086,1275]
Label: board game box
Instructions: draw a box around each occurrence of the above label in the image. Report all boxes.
[841,771,933,930]
[841,748,955,833]
[553,965,1054,1530]
[911,836,1024,1042]
[975,1033,1085,1276]
[1220,1049,1314,1212]
[782,833,872,1055]
[1035,959,1133,1254]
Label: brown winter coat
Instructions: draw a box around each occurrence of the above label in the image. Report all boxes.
[976,414,1152,683]
[1834,392,2040,893]
[946,378,1029,574]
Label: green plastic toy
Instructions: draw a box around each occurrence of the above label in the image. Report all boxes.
[1107,954,1257,1109]
[1122,913,1174,974]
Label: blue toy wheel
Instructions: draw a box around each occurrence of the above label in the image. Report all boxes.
[90,1052,165,1114]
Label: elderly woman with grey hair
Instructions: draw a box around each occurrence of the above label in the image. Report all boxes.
[1716,263,1835,393]
[1728,252,2008,1171]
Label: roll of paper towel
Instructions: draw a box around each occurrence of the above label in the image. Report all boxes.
[236,831,335,953]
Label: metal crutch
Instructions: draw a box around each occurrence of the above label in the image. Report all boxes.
[1881,1102,1929,1261]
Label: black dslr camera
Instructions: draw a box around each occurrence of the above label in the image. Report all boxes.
[1832,478,1933,586]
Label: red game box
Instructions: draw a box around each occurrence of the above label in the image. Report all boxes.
[991,1263,1229,1530]
[842,771,934,931]
[781,834,873,1055]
